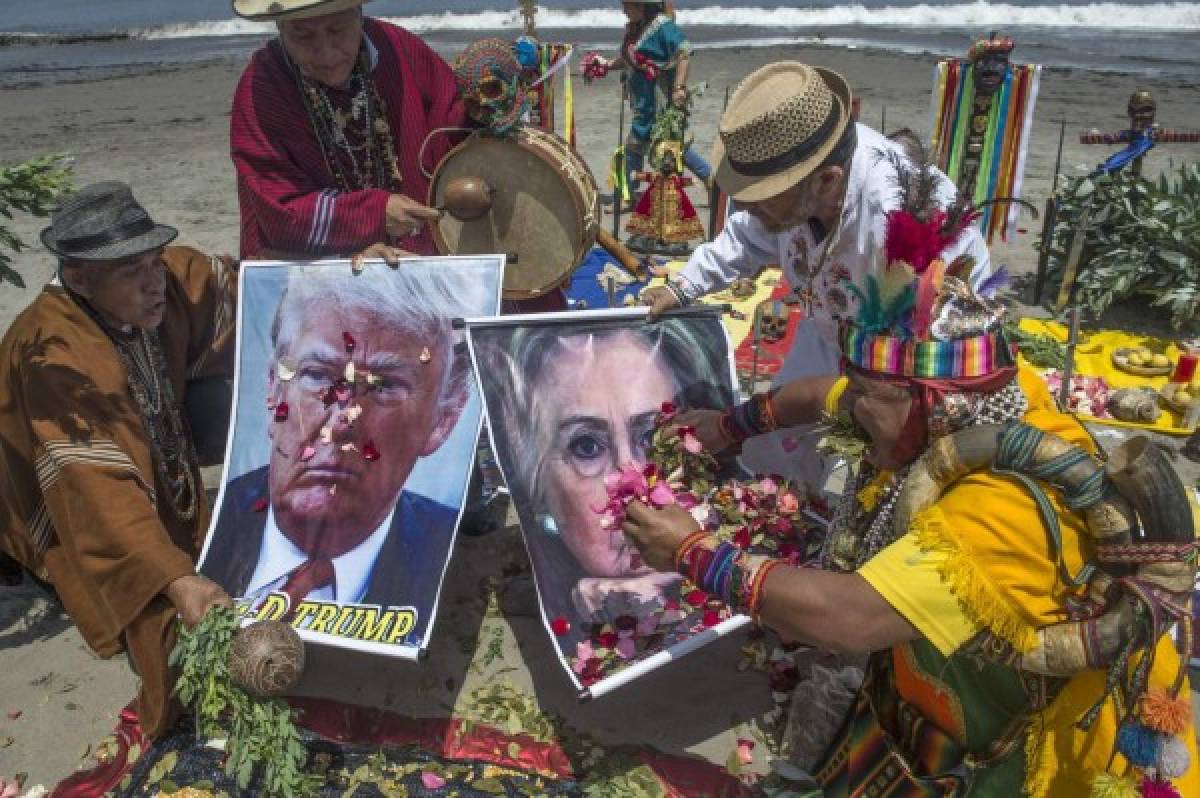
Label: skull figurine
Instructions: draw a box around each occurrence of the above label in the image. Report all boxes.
[756,300,791,343]
[453,38,530,134]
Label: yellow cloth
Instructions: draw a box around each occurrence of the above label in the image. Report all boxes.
[858,534,980,657]
[1017,317,1192,436]
[662,261,780,346]
[900,366,1198,797]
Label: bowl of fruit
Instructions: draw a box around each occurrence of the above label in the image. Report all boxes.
[1111,346,1172,377]
[1160,380,1200,416]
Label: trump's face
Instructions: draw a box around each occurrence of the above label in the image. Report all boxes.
[266,308,464,558]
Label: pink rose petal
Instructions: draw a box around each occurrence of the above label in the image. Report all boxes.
[420,772,446,789]
[299,445,316,461]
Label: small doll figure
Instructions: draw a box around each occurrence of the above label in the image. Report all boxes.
[625,111,705,256]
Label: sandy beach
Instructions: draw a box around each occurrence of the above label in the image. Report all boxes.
[3,38,1200,790]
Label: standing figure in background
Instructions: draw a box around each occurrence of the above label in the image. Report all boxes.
[626,107,706,256]
[587,2,712,201]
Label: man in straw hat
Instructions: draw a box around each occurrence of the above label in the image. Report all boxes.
[0,182,238,737]
[624,155,1199,795]
[644,61,992,489]
[230,0,462,264]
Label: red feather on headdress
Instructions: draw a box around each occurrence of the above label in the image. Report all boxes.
[884,206,979,275]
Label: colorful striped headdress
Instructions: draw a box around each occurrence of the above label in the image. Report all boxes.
[839,147,1015,379]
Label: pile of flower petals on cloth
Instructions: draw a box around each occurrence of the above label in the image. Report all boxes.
[573,403,826,685]
[1042,368,1114,419]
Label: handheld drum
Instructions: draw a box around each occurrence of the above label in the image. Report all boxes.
[428,128,600,300]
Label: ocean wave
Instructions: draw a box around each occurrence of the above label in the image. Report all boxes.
[132,3,1200,40]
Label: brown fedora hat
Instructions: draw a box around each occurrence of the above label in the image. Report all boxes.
[712,62,853,203]
[232,0,369,22]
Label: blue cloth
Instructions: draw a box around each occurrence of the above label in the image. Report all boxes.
[565,246,654,309]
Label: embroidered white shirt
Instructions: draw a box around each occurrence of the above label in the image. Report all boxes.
[677,124,993,379]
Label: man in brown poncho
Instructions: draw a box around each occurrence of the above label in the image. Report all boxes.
[0,182,236,736]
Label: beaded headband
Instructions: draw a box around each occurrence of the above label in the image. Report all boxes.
[840,322,1015,379]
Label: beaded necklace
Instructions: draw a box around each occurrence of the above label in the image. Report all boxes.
[77,296,199,522]
[819,379,1029,572]
[291,45,403,192]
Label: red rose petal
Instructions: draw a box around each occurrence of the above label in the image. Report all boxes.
[273,402,289,422]
[363,441,380,462]
[733,527,751,549]
[343,331,356,353]
[685,589,707,607]
[551,616,571,636]
[702,610,721,627]
[252,498,269,513]
[597,631,618,649]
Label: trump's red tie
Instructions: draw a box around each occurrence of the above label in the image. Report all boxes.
[280,557,335,618]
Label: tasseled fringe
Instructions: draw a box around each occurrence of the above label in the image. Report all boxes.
[1156,735,1192,780]
[1090,773,1139,798]
[1117,723,1161,769]
[1140,688,1192,736]
[1138,776,1182,798]
[909,506,1038,652]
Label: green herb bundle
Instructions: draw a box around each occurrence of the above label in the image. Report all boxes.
[169,608,314,797]
[1004,323,1066,369]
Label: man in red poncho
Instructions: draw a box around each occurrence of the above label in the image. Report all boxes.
[230,0,464,262]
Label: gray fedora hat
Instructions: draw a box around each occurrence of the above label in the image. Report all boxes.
[40,181,178,262]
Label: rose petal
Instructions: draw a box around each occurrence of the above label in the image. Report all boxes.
[682,432,704,454]
[299,446,316,461]
[648,482,676,507]
[702,609,721,627]
[736,738,756,766]
[251,498,269,513]
[343,331,356,353]
[363,441,380,462]
[597,631,618,649]
[420,772,446,789]
[551,616,570,636]
[273,402,289,422]
[575,640,594,661]
[685,589,707,607]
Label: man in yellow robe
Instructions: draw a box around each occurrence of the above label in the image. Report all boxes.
[621,145,1199,794]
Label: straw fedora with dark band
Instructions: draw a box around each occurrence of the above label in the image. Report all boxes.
[712,62,853,203]
[40,182,178,262]
[233,0,368,22]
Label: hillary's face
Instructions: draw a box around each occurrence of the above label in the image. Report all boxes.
[278,8,364,88]
[266,308,463,558]
[537,332,675,578]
